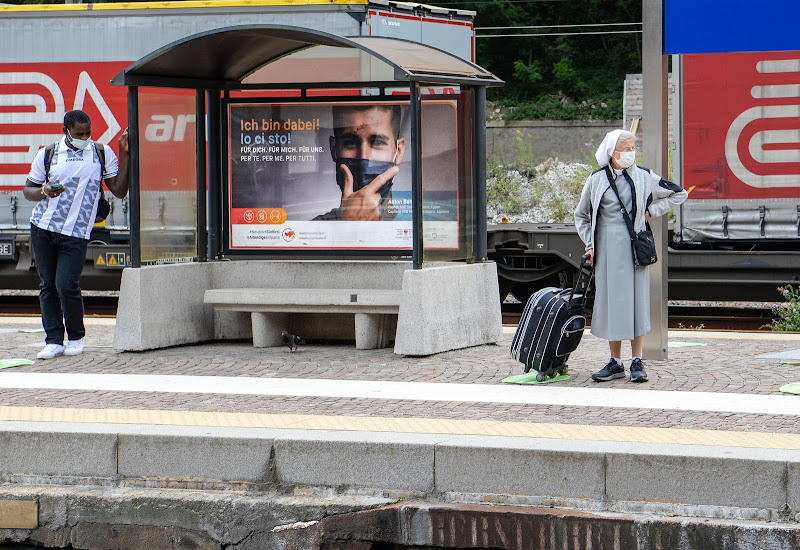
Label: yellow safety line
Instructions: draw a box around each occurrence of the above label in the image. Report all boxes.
[0,0,367,13]
[2,405,799,450]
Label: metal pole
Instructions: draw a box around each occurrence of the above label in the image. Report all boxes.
[127,86,141,269]
[474,86,488,262]
[195,90,207,262]
[642,0,669,360]
[206,91,221,260]
[410,82,423,269]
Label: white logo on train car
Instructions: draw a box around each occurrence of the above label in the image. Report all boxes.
[0,71,120,188]
[725,58,800,188]
[145,114,197,142]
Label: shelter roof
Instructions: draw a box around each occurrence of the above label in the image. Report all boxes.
[111,25,502,89]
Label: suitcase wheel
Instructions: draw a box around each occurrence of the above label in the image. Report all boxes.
[536,372,545,382]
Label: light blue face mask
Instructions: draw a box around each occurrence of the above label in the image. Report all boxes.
[67,129,91,151]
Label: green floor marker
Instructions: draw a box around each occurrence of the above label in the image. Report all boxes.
[669,342,707,348]
[20,328,45,333]
[502,372,571,385]
[780,383,800,395]
[781,361,800,366]
[0,359,34,370]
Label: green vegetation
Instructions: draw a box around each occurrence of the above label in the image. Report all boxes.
[770,286,800,332]
[449,0,642,120]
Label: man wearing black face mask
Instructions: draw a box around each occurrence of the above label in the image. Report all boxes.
[313,104,405,221]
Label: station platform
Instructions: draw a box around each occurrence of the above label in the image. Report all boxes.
[2,315,800,546]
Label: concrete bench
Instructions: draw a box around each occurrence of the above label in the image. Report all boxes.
[204,288,402,350]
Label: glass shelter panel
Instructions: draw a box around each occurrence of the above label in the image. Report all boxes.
[422,89,475,263]
[243,46,396,86]
[137,88,198,264]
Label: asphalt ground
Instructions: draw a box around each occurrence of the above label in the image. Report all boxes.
[3,316,800,441]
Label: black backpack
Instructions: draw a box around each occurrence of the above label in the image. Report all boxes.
[44,142,111,223]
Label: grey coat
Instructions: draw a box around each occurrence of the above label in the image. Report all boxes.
[574,165,688,252]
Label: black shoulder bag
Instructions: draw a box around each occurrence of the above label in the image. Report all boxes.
[603,166,657,267]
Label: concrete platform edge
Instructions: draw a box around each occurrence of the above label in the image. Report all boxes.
[1,421,798,522]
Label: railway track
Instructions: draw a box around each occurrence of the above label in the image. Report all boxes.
[501,302,778,332]
[0,293,781,332]
[0,294,118,317]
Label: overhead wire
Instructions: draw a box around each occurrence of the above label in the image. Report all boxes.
[476,22,641,30]
[477,30,643,37]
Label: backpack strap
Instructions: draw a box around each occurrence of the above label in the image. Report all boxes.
[43,142,56,184]
[94,142,106,182]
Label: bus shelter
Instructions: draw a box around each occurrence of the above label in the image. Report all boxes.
[110,25,506,355]
[112,25,502,268]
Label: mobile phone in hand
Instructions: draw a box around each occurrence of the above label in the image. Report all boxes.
[50,183,64,189]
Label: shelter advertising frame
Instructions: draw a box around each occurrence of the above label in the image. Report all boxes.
[220,92,470,258]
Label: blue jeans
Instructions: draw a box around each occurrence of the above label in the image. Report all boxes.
[30,224,88,345]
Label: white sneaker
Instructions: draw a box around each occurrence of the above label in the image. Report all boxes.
[37,343,65,360]
[64,338,86,356]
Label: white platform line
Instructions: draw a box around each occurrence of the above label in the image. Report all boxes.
[0,373,798,417]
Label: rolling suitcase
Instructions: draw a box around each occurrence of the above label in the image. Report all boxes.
[510,256,593,381]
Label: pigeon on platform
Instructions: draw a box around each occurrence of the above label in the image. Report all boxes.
[282,331,305,352]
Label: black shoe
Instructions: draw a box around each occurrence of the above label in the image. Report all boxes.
[591,359,625,382]
[629,358,648,383]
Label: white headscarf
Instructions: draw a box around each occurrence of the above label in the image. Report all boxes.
[595,129,625,167]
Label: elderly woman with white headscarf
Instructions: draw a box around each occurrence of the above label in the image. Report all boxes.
[574,129,687,383]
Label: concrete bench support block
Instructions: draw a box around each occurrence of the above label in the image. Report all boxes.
[114,263,215,351]
[251,312,287,348]
[355,313,395,349]
[394,262,503,355]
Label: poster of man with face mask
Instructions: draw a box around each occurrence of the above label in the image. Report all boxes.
[227,100,459,251]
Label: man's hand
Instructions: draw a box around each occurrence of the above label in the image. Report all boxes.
[583,248,594,265]
[644,211,650,223]
[118,128,129,155]
[43,183,65,199]
[338,163,399,221]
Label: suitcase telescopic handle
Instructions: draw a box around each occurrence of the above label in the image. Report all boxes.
[568,254,594,305]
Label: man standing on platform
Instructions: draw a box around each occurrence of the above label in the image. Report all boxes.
[23,109,129,359]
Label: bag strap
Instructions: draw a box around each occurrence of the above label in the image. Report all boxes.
[43,142,56,184]
[603,165,638,241]
[94,142,106,186]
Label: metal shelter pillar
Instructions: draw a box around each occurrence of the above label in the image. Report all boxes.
[473,86,487,263]
[127,86,141,269]
[195,90,208,262]
[206,91,222,260]
[410,82,423,270]
[643,0,669,360]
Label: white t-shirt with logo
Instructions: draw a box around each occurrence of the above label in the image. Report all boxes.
[28,138,119,240]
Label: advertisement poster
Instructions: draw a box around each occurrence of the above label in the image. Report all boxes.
[227,100,459,250]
